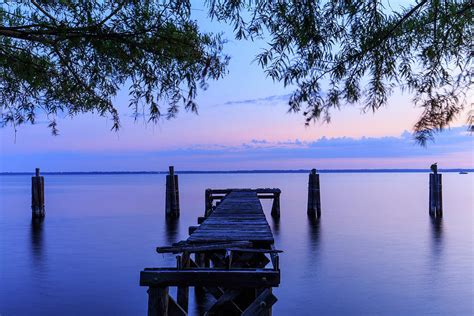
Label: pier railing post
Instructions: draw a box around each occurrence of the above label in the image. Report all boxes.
[271,191,280,218]
[307,169,321,217]
[31,168,45,218]
[205,189,212,217]
[429,165,442,218]
[165,166,180,218]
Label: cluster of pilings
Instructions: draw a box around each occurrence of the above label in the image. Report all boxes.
[28,164,445,220]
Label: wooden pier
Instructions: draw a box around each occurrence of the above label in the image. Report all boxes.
[140,189,281,315]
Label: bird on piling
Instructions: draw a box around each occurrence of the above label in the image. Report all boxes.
[430,163,438,174]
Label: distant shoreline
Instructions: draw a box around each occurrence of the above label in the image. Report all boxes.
[1,169,472,175]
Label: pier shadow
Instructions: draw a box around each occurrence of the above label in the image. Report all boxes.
[164,217,179,245]
[30,218,44,258]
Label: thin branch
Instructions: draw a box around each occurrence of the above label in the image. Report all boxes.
[95,2,126,28]
[30,1,58,24]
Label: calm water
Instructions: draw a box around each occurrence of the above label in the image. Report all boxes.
[0,173,473,315]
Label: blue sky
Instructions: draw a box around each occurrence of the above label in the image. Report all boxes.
[0,2,472,172]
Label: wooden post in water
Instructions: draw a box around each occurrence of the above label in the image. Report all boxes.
[147,287,168,315]
[204,189,212,217]
[271,191,280,218]
[31,168,45,218]
[165,166,180,218]
[307,169,321,217]
[429,163,442,217]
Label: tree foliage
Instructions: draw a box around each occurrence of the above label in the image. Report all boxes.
[0,0,472,144]
[0,0,228,134]
[208,0,472,143]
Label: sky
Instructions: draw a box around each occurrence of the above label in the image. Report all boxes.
[0,3,472,172]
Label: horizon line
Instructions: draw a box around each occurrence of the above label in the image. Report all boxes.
[1,168,472,175]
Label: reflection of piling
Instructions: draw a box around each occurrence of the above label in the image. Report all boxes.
[307,169,321,217]
[31,168,45,218]
[165,166,180,218]
[429,168,442,218]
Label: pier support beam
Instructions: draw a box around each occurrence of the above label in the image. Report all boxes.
[429,164,442,218]
[165,166,180,218]
[147,287,169,315]
[31,168,45,218]
[307,169,321,217]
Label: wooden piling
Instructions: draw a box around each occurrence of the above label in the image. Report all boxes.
[165,166,180,218]
[271,191,280,218]
[177,252,190,313]
[307,169,321,217]
[429,171,443,218]
[205,189,212,217]
[147,287,169,315]
[31,168,45,218]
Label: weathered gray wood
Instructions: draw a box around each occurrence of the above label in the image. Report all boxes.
[429,173,443,217]
[242,288,277,316]
[157,241,253,254]
[205,289,243,315]
[188,226,198,235]
[270,192,280,218]
[269,245,279,271]
[168,295,187,316]
[147,287,168,316]
[307,169,321,217]
[31,168,45,218]
[140,268,280,287]
[189,191,274,244]
[205,189,213,217]
[177,252,190,312]
[143,188,281,314]
[165,166,180,218]
[207,188,280,195]
[227,248,282,254]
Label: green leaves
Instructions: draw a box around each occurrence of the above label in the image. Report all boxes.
[1,1,471,144]
[0,0,228,133]
[209,0,472,144]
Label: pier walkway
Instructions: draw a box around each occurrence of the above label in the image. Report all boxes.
[140,189,281,315]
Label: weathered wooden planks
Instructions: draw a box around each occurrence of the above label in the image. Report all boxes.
[189,191,274,244]
[157,241,253,254]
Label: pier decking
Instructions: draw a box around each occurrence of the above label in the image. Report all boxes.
[140,189,281,315]
[188,191,274,244]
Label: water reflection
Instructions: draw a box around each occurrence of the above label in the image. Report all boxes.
[164,217,179,245]
[307,215,321,252]
[30,217,44,261]
[271,216,280,237]
[430,217,444,259]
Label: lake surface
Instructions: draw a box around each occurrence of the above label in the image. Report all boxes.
[1,173,473,315]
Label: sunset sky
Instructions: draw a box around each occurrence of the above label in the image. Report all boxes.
[0,3,472,172]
